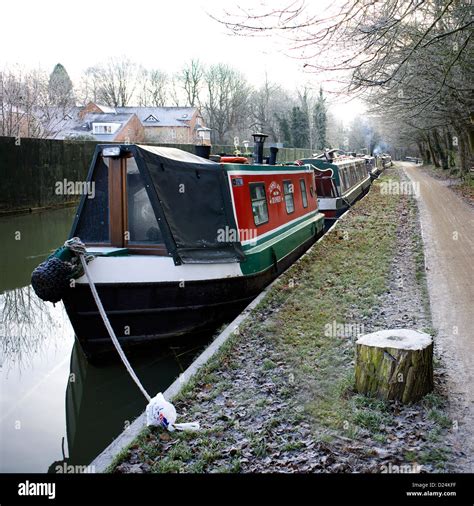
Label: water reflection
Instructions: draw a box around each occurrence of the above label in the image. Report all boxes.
[0,207,76,293]
[50,337,209,471]
[0,286,70,372]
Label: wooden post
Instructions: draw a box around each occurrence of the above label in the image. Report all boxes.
[355,329,433,404]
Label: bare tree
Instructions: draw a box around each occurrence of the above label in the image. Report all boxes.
[137,68,169,107]
[0,65,75,139]
[250,76,294,142]
[169,73,183,107]
[203,63,251,144]
[84,57,139,107]
[180,59,205,107]
[220,0,473,172]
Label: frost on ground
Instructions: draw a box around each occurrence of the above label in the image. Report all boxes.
[114,167,460,474]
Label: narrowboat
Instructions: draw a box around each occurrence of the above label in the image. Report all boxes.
[362,155,379,180]
[375,153,392,173]
[296,152,372,227]
[61,143,325,357]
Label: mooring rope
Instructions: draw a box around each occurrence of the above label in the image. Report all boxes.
[65,238,152,403]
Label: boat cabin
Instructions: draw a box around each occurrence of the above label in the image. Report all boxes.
[70,144,321,268]
[296,155,372,224]
[299,157,370,201]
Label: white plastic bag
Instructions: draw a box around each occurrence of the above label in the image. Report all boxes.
[146,393,200,431]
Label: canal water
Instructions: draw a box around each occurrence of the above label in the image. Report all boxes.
[0,207,212,473]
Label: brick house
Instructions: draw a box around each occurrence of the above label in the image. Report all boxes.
[50,103,144,141]
[48,102,210,144]
[115,106,209,144]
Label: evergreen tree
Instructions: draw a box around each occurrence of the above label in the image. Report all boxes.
[313,87,327,151]
[48,63,75,108]
[276,114,292,146]
[291,106,309,148]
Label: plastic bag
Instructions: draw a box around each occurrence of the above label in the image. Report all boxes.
[146,393,199,432]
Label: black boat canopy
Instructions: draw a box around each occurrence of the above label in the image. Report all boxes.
[71,144,244,265]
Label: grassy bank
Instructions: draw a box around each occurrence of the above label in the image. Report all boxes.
[111,168,452,473]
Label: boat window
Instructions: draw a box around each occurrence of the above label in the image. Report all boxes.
[126,158,164,244]
[74,156,110,243]
[299,179,308,208]
[339,167,347,193]
[283,180,295,214]
[249,183,269,226]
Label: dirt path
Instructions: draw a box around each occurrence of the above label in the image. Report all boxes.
[404,162,474,472]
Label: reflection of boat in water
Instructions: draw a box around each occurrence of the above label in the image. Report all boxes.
[49,336,209,471]
[60,140,325,357]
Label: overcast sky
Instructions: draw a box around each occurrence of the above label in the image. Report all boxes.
[0,0,364,120]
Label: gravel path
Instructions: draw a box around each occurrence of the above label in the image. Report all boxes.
[404,162,474,472]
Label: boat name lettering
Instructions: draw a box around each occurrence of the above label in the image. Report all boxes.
[268,181,282,204]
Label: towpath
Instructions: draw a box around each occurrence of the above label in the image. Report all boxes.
[404,162,474,471]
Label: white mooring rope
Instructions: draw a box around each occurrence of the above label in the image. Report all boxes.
[64,238,199,432]
[65,238,151,402]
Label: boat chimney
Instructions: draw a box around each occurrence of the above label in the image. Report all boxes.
[269,146,279,166]
[195,144,211,159]
[252,132,268,164]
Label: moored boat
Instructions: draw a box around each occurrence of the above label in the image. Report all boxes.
[57,143,325,357]
[375,153,392,173]
[297,152,372,228]
[363,155,379,180]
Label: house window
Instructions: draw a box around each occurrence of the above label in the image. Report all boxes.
[283,180,295,214]
[93,124,113,134]
[250,183,269,226]
[300,178,308,208]
[339,167,348,193]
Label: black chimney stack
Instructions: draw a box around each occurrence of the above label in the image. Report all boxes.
[195,145,211,159]
[269,146,279,165]
[252,132,268,164]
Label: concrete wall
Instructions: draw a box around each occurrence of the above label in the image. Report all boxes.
[0,137,97,214]
[0,136,314,214]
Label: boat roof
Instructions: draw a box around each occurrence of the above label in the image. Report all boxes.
[137,144,218,165]
[101,144,311,172]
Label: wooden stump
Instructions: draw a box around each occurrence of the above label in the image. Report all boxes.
[355,329,433,404]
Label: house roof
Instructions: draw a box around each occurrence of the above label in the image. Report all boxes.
[94,104,117,114]
[115,107,200,127]
[83,112,135,123]
[52,111,136,140]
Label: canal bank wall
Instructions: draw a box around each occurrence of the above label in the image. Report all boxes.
[0,136,313,215]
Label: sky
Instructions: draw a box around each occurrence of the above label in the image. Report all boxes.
[0,0,365,121]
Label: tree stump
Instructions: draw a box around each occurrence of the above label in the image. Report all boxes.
[355,329,433,404]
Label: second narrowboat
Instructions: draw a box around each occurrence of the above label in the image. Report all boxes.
[297,151,372,228]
